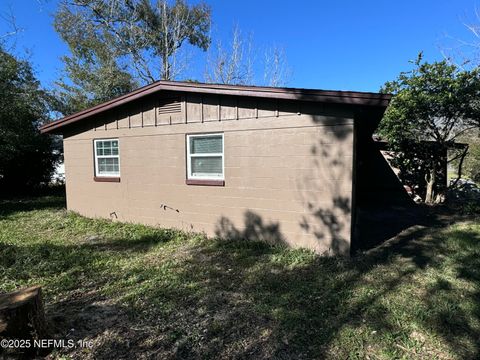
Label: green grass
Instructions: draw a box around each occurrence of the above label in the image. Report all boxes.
[0,196,479,359]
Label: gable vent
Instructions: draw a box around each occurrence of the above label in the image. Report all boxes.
[158,97,182,115]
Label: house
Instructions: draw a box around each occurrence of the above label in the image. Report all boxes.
[40,81,393,255]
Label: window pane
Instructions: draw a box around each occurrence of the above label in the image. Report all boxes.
[98,157,119,175]
[191,156,222,176]
[190,136,222,154]
[96,140,119,156]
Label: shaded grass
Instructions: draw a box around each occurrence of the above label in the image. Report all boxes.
[0,196,479,359]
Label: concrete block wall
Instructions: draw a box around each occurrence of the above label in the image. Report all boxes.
[63,92,354,254]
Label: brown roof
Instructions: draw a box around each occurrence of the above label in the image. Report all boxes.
[40,80,392,134]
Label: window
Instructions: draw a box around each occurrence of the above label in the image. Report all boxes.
[187,133,224,181]
[94,139,120,178]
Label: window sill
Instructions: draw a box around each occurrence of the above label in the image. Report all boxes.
[94,176,121,183]
[186,179,224,186]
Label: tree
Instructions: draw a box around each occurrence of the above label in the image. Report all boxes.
[455,130,480,183]
[378,54,480,204]
[465,136,480,183]
[136,0,211,81]
[54,0,210,114]
[263,45,290,87]
[441,6,480,71]
[205,25,254,85]
[0,46,58,195]
[0,7,22,42]
[54,0,211,108]
[54,5,137,115]
[205,25,290,86]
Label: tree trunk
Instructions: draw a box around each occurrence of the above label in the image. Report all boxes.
[425,167,436,204]
[449,145,469,189]
[0,286,48,340]
[162,53,170,80]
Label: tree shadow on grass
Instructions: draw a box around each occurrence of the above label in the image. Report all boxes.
[151,217,480,359]
[1,197,479,359]
[0,196,66,218]
[72,218,478,359]
[154,235,414,358]
[79,230,182,254]
[420,228,480,357]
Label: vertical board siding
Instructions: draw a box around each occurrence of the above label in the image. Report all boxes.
[91,93,303,130]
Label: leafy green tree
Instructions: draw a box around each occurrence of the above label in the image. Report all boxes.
[54,2,137,115]
[53,0,211,114]
[0,46,58,195]
[379,54,480,204]
[455,130,480,183]
[466,139,480,183]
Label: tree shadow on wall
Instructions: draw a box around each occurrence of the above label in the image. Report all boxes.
[298,113,421,255]
[297,119,354,255]
[299,196,351,255]
[214,210,287,247]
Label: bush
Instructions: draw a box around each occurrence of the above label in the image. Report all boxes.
[447,179,480,215]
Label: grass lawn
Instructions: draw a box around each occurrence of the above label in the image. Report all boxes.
[0,196,479,359]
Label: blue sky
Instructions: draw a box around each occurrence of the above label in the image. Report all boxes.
[0,0,479,92]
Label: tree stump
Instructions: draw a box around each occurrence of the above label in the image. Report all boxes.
[0,286,48,340]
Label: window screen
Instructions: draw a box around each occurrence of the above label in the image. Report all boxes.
[187,134,224,179]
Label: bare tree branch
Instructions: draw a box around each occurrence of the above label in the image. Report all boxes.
[205,25,253,85]
[449,145,469,188]
[263,45,290,87]
[440,5,480,69]
[0,6,23,40]
[205,24,289,86]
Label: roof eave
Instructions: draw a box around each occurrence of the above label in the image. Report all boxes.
[40,81,392,134]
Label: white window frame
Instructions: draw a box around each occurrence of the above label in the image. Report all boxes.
[94,138,120,177]
[186,133,224,180]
